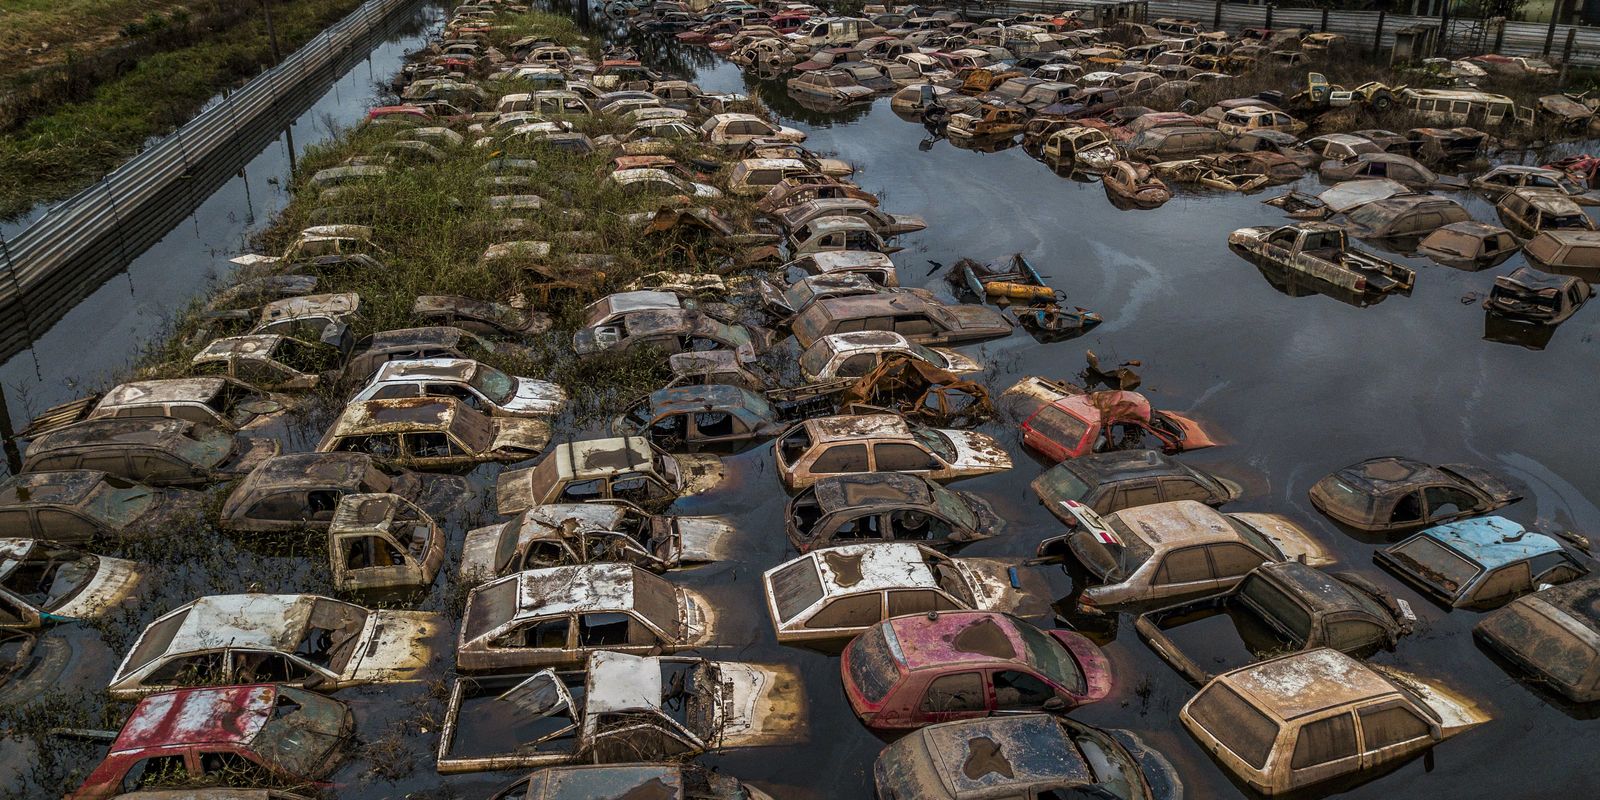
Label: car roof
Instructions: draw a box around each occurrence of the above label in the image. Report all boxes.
[807,542,938,594]
[813,329,910,354]
[100,378,231,408]
[163,594,325,653]
[111,685,279,753]
[915,715,1092,793]
[1218,648,1400,721]
[193,335,287,361]
[806,413,912,444]
[503,563,645,617]
[1329,456,1448,495]
[1251,562,1377,615]
[30,417,197,451]
[1520,576,1600,628]
[813,471,932,511]
[548,436,655,479]
[1059,449,1187,483]
[0,470,108,506]
[1414,516,1564,569]
[888,611,1030,670]
[1109,500,1240,549]
[330,397,465,436]
[372,358,481,383]
[242,452,372,489]
[646,383,767,416]
[364,326,468,349]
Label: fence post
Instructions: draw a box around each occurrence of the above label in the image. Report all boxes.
[1561,27,1577,85]
[1320,8,1329,32]
[1265,5,1274,30]
[1373,11,1386,57]
[1545,8,1560,55]
[1438,2,1449,56]
[1214,0,1222,30]
[1494,18,1506,52]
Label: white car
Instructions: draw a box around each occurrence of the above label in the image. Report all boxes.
[798,330,981,382]
[349,358,566,417]
[610,167,722,199]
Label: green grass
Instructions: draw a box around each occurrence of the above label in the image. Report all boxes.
[0,0,367,219]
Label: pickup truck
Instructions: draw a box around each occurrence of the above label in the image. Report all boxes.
[1228,221,1416,295]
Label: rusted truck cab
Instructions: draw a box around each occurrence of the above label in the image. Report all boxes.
[1228,222,1415,296]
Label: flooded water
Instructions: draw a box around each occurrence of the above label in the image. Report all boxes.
[8,7,1600,799]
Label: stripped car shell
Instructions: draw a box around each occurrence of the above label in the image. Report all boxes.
[344,326,529,383]
[459,500,734,580]
[776,198,927,237]
[762,542,1049,646]
[0,470,198,544]
[251,292,361,352]
[457,563,712,671]
[1180,648,1486,796]
[1032,449,1239,518]
[1474,577,1600,703]
[1004,376,1217,463]
[1484,267,1590,325]
[0,538,142,629]
[350,358,567,418]
[107,593,439,698]
[494,436,725,515]
[572,308,769,364]
[189,334,342,392]
[799,330,980,383]
[327,493,445,594]
[780,250,899,286]
[60,377,288,435]
[1228,223,1416,296]
[773,413,1012,491]
[1308,456,1521,533]
[22,417,278,487]
[220,452,463,533]
[436,650,805,774]
[786,472,996,551]
[1038,500,1335,613]
[315,397,552,470]
[612,384,786,451]
[1375,516,1589,610]
[413,294,553,337]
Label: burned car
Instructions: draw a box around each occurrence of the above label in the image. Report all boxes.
[350,358,567,418]
[786,472,996,552]
[487,764,776,800]
[456,563,710,671]
[1180,648,1485,796]
[1005,376,1218,463]
[1031,449,1239,518]
[67,685,352,800]
[774,414,1011,491]
[798,330,980,382]
[494,436,725,515]
[873,713,1182,800]
[1038,500,1334,614]
[0,538,141,630]
[106,593,440,698]
[1474,577,1600,703]
[22,418,277,487]
[460,500,733,579]
[791,294,1013,350]
[573,308,768,364]
[613,384,785,451]
[220,452,463,533]
[762,542,1048,647]
[1308,456,1520,533]
[316,397,551,470]
[1375,516,1588,610]
[842,611,1109,730]
[327,493,444,594]
[1136,561,1413,685]
[1417,221,1519,269]
[344,326,528,383]
[437,650,803,774]
[0,471,197,544]
[1484,267,1590,325]
[189,334,342,392]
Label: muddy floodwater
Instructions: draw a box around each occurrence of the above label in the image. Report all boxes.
[9,8,1600,799]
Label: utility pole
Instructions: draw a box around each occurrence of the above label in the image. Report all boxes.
[0,383,21,476]
[260,0,283,64]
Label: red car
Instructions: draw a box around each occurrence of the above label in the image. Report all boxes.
[69,684,352,799]
[771,10,812,33]
[841,611,1112,730]
[1005,376,1218,463]
[366,104,430,123]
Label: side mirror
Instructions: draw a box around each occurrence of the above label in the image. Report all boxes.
[1041,696,1067,712]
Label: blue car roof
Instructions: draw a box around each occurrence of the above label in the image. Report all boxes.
[1420,516,1562,568]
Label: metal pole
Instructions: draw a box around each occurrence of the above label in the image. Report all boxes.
[1373,11,1387,57]
[1265,5,1274,31]
[1213,0,1222,31]
[1438,0,1450,56]
[260,0,284,64]
[1545,6,1560,54]
[1321,8,1329,32]
[1561,27,1577,86]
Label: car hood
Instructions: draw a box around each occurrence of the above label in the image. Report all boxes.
[880,212,928,235]
[506,378,568,416]
[491,419,553,454]
[459,521,510,581]
[1372,664,1490,737]
[49,556,142,621]
[941,429,1014,474]
[709,661,807,747]
[348,610,441,683]
[1231,513,1335,567]
[938,304,1014,336]
[814,157,858,176]
[932,347,982,374]
[955,558,1051,617]
[664,516,737,564]
[1157,410,1220,450]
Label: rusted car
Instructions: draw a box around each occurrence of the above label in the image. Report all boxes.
[1217,105,1306,137]
[460,500,733,580]
[1341,194,1471,241]
[613,384,785,451]
[788,216,900,256]
[221,452,461,533]
[791,294,1013,349]
[315,397,551,470]
[436,651,803,774]
[1376,517,1589,610]
[106,593,440,698]
[1308,456,1520,533]
[0,471,198,544]
[1004,376,1217,463]
[23,377,287,438]
[1523,229,1600,278]
[776,198,926,237]
[22,418,277,487]
[762,543,1048,647]
[1417,221,1519,269]
[799,330,980,382]
[1317,153,1463,189]
[487,764,776,800]
[842,611,1109,729]
[786,68,877,102]
[344,326,529,383]
[1180,648,1486,796]
[494,436,725,515]
[1496,188,1599,240]
[1470,164,1595,201]
[946,103,1029,139]
[327,493,444,594]
[66,685,352,800]
[1126,125,1228,162]
[873,713,1182,800]
[250,292,361,352]
[780,250,898,286]
[774,414,1011,490]
[1486,267,1591,327]
[573,308,768,364]
[1031,449,1238,518]
[350,358,567,417]
[1475,577,1600,703]
[412,295,553,337]
[1136,561,1413,685]
[1040,126,1120,171]
[1229,222,1416,295]
[1037,500,1334,614]
[786,472,995,552]
[456,563,711,671]
[189,334,343,392]
[0,539,141,629]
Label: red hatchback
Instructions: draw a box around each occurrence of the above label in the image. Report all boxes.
[841,611,1112,730]
[1008,377,1217,463]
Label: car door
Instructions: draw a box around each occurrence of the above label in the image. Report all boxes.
[1206,542,1268,587]
[491,614,574,661]
[1149,545,1220,600]
[405,431,471,467]
[1356,702,1437,771]
[870,442,942,478]
[689,409,748,445]
[989,667,1059,711]
[1286,711,1362,791]
[918,671,990,724]
[336,531,412,587]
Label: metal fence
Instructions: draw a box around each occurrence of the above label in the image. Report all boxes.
[0,0,418,363]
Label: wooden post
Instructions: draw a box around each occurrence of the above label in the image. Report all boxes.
[1494,18,1506,52]
[1265,5,1274,30]
[1545,6,1560,54]
[1214,0,1222,30]
[1560,27,1577,86]
[1438,1,1450,55]
[0,382,21,476]
[1321,8,1329,32]
[1373,11,1386,57]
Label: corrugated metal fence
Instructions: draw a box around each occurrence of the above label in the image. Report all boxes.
[0,0,418,363]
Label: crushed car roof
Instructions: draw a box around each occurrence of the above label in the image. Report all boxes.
[1413,516,1564,569]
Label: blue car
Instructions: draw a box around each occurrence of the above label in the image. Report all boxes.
[1376,516,1588,610]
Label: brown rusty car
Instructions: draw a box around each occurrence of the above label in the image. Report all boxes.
[316,397,551,470]
[220,452,464,533]
[327,493,446,594]
[790,294,1012,349]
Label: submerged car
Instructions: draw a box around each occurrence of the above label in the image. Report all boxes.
[107,593,440,698]
[573,308,768,364]
[613,384,785,451]
[456,563,711,671]
[1417,220,1519,269]
[786,472,995,552]
[327,493,444,594]
[0,539,141,630]
[22,418,277,488]
[0,471,195,544]
[189,334,342,392]
[842,611,1110,729]
[790,294,1013,350]
[1308,456,1520,533]
[220,452,462,533]
[798,330,980,382]
[488,764,776,800]
[873,713,1182,800]
[350,358,567,418]
[1005,376,1217,463]
[1484,267,1590,325]
[774,414,1011,491]
[316,397,551,470]
[1180,648,1485,796]
[344,326,527,383]
[1137,561,1413,685]
[1039,500,1334,614]
[1031,449,1238,518]
[1375,516,1589,610]
[494,436,725,515]
[460,500,734,579]
[1475,577,1600,703]
[67,684,353,800]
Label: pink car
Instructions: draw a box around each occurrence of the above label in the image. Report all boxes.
[840,611,1112,730]
[1006,377,1217,463]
